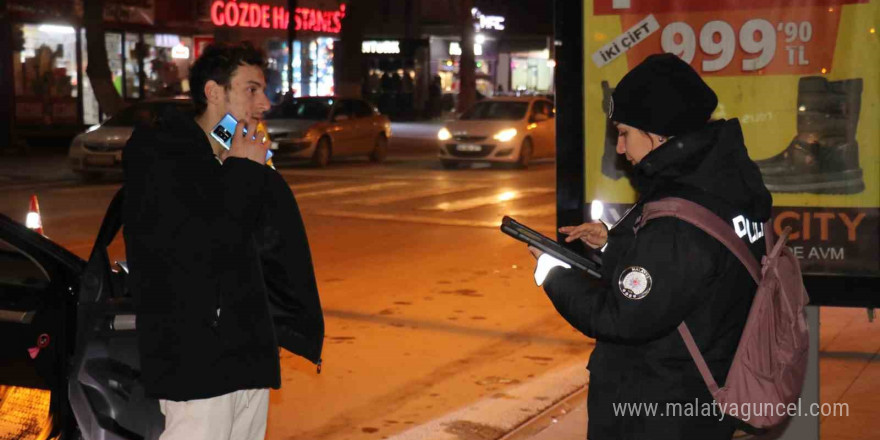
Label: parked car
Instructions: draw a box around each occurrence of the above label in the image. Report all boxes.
[68,98,194,180]
[1,190,166,440]
[263,96,392,167]
[436,96,556,169]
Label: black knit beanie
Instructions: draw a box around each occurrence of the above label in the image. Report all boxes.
[609,53,718,137]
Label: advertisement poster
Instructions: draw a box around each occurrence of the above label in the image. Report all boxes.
[583,0,879,277]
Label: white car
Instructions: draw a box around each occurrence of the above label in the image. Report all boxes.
[68,98,194,180]
[437,97,556,169]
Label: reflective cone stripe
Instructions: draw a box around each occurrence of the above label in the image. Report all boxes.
[26,194,43,236]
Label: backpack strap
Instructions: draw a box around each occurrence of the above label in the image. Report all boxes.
[637,197,761,283]
[636,197,764,395]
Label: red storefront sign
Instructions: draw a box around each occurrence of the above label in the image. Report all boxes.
[210,1,346,33]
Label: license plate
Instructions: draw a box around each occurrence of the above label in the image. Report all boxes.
[456,143,481,152]
[85,155,115,166]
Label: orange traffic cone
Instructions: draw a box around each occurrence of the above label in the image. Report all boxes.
[26,194,44,235]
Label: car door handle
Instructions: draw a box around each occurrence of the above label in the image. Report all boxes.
[0,309,36,324]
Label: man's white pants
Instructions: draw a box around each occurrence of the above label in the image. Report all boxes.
[158,389,270,440]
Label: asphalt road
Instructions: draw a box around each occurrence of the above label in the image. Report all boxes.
[0,126,595,440]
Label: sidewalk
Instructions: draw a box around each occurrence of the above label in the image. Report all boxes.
[517,306,880,440]
[0,149,79,187]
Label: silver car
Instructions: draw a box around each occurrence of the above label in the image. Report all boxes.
[68,98,194,180]
[437,97,556,169]
[263,97,392,167]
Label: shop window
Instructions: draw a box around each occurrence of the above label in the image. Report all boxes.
[510,55,554,93]
[143,34,190,98]
[13,24,80,125]
[125,33,142,99]
[313,37,335,97]
[105,33,124,97]
[292,41,303,97]
[80,29,100,125]
[265,39,290,103]
[175,36,193,92]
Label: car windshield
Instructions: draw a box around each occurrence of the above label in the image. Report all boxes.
[103,102,193,127]
[460,101,529,121]
[265,98,333,120]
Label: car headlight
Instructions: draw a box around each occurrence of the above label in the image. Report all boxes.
[493,128,518,142]
[437,127,452,141]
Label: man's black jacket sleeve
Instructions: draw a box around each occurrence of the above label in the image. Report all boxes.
[257,171,325,364]
[543,218,722,344]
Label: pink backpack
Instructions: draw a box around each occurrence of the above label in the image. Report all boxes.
[638,197,810,429]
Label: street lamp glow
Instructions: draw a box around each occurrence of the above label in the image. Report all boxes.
[497,191,517,202]
[475,34,486,45]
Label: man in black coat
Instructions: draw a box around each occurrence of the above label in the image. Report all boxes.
[122,42,324,440]
[529,54,772,439]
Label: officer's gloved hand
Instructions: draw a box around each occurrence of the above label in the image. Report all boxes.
[528,246,571,286]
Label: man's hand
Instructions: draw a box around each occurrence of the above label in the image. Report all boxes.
[228,119,270,164]
[559,222,608,249]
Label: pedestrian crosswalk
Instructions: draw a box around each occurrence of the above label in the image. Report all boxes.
[288,176,556,229]
[420,188,554,212]
[343,184,488,206]
[295,181,411,199]
[0,171,557,232]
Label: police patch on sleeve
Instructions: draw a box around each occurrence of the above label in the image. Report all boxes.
[618,266,653,300]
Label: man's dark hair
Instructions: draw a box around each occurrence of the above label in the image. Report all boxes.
[189,42,266,115]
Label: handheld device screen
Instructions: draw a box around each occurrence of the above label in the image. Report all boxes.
[210,113,273,162]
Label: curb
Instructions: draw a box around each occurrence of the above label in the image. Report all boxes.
[386,361,589,440]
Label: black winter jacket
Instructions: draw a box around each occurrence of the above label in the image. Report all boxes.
[543,119,772,439]
[122,108,324,400]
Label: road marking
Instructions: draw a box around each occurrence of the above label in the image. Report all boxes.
[308,209,555,231]
[420,188,554,212]
[343,184,490,206]
[277,168,551,183]
[295,181,411,199]
[288,181,342,192]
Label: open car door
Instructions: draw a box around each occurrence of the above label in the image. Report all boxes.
[67,189,164,440]
[0,212,83,440]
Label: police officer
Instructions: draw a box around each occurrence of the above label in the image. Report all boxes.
[529,53,772,439]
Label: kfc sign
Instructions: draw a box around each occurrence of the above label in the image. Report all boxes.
[471,7,505,31]
[210,1,345,33]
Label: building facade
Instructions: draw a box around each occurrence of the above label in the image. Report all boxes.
[4,0,553,135]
